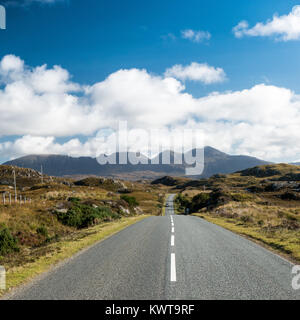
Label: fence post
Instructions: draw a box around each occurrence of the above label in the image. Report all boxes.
[19,195,22,205]
[13,169,17,203]
[9,193,11,205]
[2,193,5,205]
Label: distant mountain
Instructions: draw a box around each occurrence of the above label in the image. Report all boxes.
[201,147,270,177]
[2,147,269,179]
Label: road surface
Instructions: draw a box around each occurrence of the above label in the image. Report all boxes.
[7,194,300,300]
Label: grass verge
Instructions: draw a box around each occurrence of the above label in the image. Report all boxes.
[194,213,299,264]
[173,194,183,215]
[0,215,148,297]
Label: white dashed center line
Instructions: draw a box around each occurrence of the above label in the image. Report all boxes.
[171,235,175,246]
[170,253,176,282]
[169,201,176,282]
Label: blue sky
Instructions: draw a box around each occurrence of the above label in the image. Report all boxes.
[1,0,300,163]
[1,0,300,93]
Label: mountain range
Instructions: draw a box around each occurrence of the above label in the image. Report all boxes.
[2,147,269,179]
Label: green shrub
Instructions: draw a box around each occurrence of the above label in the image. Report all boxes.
[57,206,84,228]
[208,187,232,207]
[120,195,139,207]
[240,215,253,223]
[68,197,81,203]
[188,188,233,213]
[231,193,252,202]
[190,193,210,212]
[257,220,264,226]
[0,227,19,256]
[175,193,190,208]
[56,203,120,229]
[36,226,48,237]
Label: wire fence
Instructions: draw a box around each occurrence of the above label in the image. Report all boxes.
[1,192,32,205]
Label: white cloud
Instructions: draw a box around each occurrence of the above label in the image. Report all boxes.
[0,55,99,136]
[86,68,194,129]
[233,5,300,41]
[0,135,90,159]
[1,55,300,162]
[181,29,211,43]
[0,55,24,73]
[233,21,249,38]
[164,62,226,84]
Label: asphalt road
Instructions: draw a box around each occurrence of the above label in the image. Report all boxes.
[8,194,300,300]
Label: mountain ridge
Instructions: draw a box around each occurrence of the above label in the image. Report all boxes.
[2,146,270,179]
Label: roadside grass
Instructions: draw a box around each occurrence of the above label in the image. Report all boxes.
[129,190,166,216]
[162,202,166,216]
[180,190,204,198]
[173,197,181,215]
[0,215,148,297]
[42,188,109,201]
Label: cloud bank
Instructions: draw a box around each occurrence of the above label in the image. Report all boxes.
[1,55,300,162]
[233,5,300,41]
